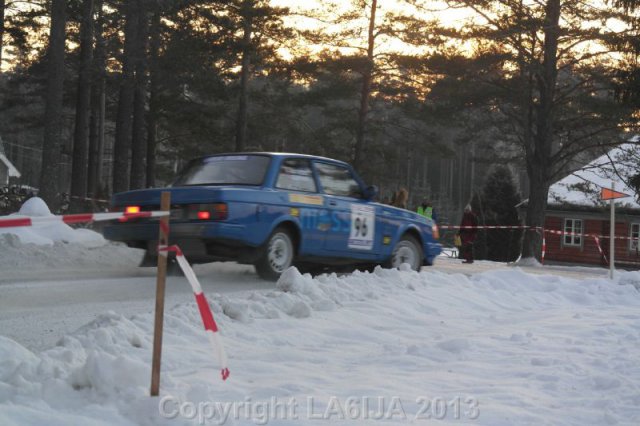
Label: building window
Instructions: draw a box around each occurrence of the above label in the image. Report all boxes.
[630,223,640,252]
[563,218,582,247]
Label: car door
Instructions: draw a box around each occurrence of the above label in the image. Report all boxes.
[273,158,328,255]
[313,161,381,258]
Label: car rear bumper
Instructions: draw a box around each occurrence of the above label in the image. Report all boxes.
[104,221,248,241]
[103,221,258,263]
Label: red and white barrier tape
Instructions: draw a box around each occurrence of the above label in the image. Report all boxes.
[439,225,531,230]
[0,211,169,228]
[158,244,230,381]
[441,224,639,242]
[593,236,609,265]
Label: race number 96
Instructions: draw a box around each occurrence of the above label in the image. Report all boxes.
[348,204,375,250]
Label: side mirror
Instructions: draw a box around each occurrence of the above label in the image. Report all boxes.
[363,185,378,201]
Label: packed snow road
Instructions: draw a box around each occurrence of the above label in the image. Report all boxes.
[0,252,619,352]
[0,261,274,351]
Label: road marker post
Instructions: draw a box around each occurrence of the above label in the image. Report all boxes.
[600,183,630,279]
[151,191,171,396]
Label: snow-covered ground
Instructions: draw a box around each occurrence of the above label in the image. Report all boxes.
[1,200,640,425]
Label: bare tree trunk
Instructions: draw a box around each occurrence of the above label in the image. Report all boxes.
[38,0,66,211]
[113,0,138,193]
[521,0,560,260]
[0,0,5,72]
[146,8,160,188]
[88,0,105,198]
[130,0,148,189]
[353,0,377,170]
[70,0,95,211]
[235,0,253,152]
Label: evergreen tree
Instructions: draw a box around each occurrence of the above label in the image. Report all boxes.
[70,0,95,211]
[39,0,67,210]
[435,0,636,260]
[1,0,5,72]
[481,166,522,262]
[130,0,148,189]
[113,0,138,193]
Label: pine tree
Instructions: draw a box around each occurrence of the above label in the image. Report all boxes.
[87,0,106,198]
[70,0,95,211]
[112,0,138,193]
[130,0,148,189]
[481,166,522,262]
[0,0,5,72]
[435,0,636,260]
[222,0,294,152]
[38,0,67,211]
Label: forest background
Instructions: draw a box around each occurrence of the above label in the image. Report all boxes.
[1,0,639,259]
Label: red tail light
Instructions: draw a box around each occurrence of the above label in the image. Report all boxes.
[190,203,227,220]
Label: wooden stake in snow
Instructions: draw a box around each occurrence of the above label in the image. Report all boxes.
[151,191,170,396]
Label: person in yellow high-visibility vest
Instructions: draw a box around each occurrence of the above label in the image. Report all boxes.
[417,199,437,222]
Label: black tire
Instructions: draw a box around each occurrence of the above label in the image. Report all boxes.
[139,250,182,276]
[139,250,156,267]
[294,262,327,276]
[385,234,423,271]
[255,227,295,281]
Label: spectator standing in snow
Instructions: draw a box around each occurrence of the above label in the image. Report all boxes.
[458,204,478,263]
[417,198,438,222]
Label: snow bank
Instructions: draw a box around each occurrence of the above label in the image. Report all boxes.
[0,197,143,272]
[1,266,639,425]
[0,197,106,245]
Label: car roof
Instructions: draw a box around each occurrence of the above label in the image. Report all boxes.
[199,152,351,167]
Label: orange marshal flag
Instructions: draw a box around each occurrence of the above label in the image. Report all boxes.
[600,187,630,200]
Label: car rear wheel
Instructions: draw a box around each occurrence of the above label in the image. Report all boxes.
[387,235,423,271]
[255,227,295,280]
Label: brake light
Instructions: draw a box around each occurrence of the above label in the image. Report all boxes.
[190,203,227,220]
[125,205,141,214]
[432,225,440,240]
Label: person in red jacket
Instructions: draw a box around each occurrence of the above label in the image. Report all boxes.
[458,204,478,263]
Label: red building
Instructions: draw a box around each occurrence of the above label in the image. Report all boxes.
[541,142,640,267]
[543,206,640,267]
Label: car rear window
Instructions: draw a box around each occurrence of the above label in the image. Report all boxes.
[173,155,271,186]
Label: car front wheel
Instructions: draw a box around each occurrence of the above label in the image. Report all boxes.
[387,235,423,271]
[255,227,295,280]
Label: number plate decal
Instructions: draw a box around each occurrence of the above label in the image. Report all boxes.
[348,204,375,250]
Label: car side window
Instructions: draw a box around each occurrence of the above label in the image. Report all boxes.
[275,159,317,192]
[314,162,362,198]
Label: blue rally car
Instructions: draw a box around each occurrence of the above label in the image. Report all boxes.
[104,153,441,280]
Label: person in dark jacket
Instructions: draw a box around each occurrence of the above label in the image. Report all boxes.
[458,204,478,263]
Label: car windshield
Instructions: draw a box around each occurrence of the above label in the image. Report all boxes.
[173,155,270,186]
